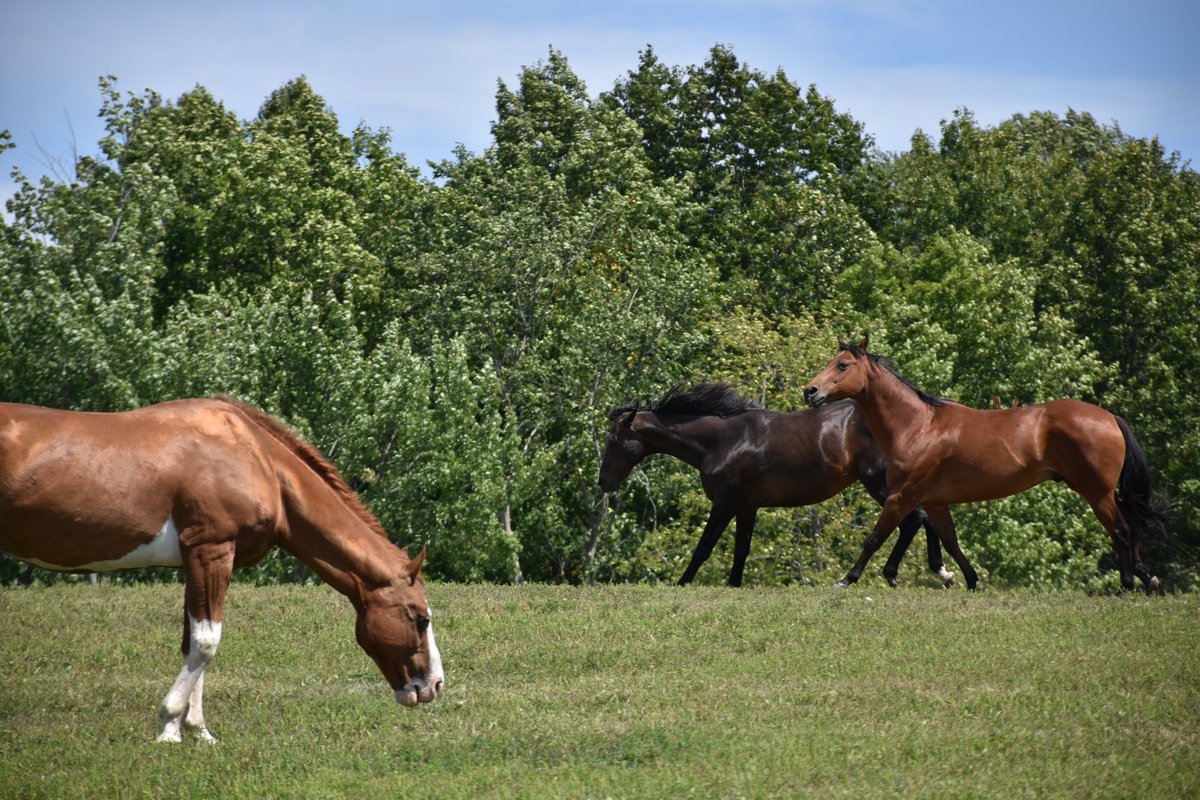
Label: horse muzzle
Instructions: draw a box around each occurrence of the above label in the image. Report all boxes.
[395,677,444,707]
[803,386,827,407]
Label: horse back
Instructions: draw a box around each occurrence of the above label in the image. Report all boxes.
[908,398,1124,504]
[0,399,283,572]
[708,401,864,506]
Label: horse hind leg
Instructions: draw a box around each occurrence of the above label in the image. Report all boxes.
[1087,495,1136,592]
[922,506,978,591]
[1117,498,1163,595]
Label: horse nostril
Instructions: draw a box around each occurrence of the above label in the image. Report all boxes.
[804,386,816,398]
[434,680,444,694]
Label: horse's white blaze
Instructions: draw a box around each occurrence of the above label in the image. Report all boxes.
[393,606,444,705]
[425,616,444,686]
[22,515,182,572]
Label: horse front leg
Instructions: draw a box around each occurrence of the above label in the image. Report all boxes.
[727,509,757,587]
[678,505,735,586]
[158,540,234,743]
[839,495,914,588]
[880,510,920,587]
[157,612,224,742]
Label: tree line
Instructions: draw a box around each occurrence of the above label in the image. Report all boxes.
[2,45,1197,589]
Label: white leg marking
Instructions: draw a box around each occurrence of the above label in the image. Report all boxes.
[157,615,222,743]
[183,674,216,742]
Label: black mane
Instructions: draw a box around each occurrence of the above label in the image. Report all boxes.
[608,382,760,421]
[839,341,949,408]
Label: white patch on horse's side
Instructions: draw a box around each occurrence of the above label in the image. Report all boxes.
[23,515,183,572]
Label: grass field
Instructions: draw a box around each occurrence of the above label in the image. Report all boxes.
[0,582,1196,799]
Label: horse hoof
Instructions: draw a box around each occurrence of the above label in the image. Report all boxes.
[833,580,850,591]
[938,568,955,588]
[1149,576,1163,596]
[192,728,217,743]
[886,576,899,588]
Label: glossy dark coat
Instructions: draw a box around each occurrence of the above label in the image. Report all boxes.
[600,385,950,587]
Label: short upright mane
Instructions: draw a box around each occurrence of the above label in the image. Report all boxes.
[217,397,390,540]
[839,342,949,408]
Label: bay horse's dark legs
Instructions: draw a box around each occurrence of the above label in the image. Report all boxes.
[921,506,979,590]
[1120,501,1162,594]
[859,469,949,586]
[1085,493,1137,591]
[838,496,911,588]
[881,510,952,588]
[880,512,919,587]
[678,506,736,586]
[727,510,757,587]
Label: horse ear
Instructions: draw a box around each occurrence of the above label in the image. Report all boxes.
[837,335,847,349]
[857,334,869,352]
[404,547,426,584]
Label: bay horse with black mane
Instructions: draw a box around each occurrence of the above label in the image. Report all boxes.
[804,337,1168,593]
[0,398,444,741]
[600,383,954,587]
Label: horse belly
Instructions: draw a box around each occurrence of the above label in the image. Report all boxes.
[0,436,185,571]
[921,458,1052,505]
[13,515,184,572]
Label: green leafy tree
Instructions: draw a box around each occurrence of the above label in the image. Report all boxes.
[406,50,716,581]
[607,45,873,313]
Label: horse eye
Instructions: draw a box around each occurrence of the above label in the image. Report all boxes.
[416,615,430,635]
[837,361,850,372]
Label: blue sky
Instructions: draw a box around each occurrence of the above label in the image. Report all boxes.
[2,0,1197,206]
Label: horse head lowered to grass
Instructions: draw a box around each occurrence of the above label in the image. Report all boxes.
[804,337,1168,593]
[0,397,444,741]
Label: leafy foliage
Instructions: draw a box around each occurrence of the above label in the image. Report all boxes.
[2,49,1197,588]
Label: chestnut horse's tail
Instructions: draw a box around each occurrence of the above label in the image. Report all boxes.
[1115,416,1170,537]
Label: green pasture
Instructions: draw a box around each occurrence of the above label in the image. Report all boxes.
[1,583,1196,799]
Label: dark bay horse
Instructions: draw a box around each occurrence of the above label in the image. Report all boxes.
[0,397,444,741]
[600,383,954,587]
[804,337,1167,593]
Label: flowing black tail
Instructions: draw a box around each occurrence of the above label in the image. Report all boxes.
[1115,417,1170,537]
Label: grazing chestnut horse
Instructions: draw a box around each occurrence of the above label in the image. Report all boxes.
[804,338,1167,593]
[0,398,444,742]
[600,383,954,587]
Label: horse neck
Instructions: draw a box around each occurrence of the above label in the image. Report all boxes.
[855,360,934,451]
[637,413,724,470]
[273,456,402,606]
